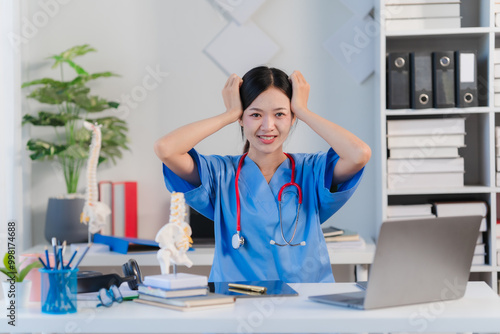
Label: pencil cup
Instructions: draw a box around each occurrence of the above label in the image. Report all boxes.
[39,268,78,314]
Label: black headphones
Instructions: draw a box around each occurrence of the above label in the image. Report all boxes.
[77,259,144,293]
[122,259,143,290]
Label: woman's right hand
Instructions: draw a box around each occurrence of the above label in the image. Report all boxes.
[222,74,243,122]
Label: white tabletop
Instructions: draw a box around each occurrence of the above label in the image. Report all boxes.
[1,282,499,333]
[23,243,376,267]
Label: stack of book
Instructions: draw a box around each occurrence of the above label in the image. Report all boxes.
[387,118,466,190]
[386,204,436,221]
[322,226,365,249]
[385,0,461,32]
[496,127,500,186]
[134,273,235,311]
[433,201,488,265]
[495,50,500,107]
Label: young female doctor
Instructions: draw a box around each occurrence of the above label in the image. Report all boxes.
[154,66,371,283]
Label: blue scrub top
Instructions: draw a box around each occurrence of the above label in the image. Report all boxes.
[162,148,364,283]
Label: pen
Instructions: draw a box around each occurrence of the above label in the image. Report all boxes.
[228,288,265,296]
[52,237,58,269]
[58,246,63,269]
[38,257,49,269]
[72,243,92,270]
[44,246,51,269]
[227,283,267,294]
[65,248,79,269]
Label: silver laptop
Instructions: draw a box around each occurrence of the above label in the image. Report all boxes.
[309,215,482,310]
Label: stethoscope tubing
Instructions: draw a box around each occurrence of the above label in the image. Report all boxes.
[234,152,305,248]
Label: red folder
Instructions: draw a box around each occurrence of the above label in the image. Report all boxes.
[112,181,138,238]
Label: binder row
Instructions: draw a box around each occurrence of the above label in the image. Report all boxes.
[387,50,477,110]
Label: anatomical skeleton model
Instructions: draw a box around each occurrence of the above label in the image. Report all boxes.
[80,121,111,239]
[156,192,193,274]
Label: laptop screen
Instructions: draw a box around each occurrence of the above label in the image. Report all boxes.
[189,206,215,246]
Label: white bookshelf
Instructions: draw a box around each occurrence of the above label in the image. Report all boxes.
[375,0,500,293]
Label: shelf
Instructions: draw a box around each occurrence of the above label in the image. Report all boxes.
[387,186,493,196]
[386,27,491,38]
[378,0,498,293]
[386,107,492,116]
[471,265,497,273]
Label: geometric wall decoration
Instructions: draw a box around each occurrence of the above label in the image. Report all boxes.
[204,0,279,75]
[323,14,376,84]
[205,21,279,76]
[340,0,373,18]
[225,0,266,25]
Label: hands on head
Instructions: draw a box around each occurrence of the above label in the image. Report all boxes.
[222,73,244,122]
[222,70,311,123]
[288,70,310,119]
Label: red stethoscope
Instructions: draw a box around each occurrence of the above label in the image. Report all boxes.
[232,152,306,249]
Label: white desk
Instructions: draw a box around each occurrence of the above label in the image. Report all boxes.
[23,243,376,267]
[1,282,499,333]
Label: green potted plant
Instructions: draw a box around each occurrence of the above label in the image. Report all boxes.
[0,253,42,306]
[22,44,129,243]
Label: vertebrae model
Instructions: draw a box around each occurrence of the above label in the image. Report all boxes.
[155,192,193,274]
[80,121,111,234]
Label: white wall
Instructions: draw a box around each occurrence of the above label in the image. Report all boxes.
[20,0,377,246]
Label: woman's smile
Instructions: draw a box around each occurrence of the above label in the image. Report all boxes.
[258,135,277,144]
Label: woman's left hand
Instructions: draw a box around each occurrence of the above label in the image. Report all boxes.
[289,70,310,118]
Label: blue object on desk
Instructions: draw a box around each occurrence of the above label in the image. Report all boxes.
[39,268,78,314]
[93,234,159,254]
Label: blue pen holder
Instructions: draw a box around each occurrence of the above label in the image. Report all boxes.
[39,268,78,314]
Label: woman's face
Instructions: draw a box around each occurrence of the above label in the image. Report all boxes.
[239,87,295,156]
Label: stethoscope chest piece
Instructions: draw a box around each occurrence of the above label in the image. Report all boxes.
[232,232,244,249]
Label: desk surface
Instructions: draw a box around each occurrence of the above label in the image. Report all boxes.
[1,282,499,333]
[24,243,376,267]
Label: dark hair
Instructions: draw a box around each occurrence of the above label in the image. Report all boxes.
[239,66,293,153]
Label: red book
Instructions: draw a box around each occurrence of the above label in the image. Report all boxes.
[112,181,138,238]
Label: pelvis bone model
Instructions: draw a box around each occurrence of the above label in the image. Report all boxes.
[155,192,193,274]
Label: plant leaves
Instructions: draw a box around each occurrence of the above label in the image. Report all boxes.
[74,95,114,112]
[21,78,66,89]
[0,267,15,281]
[26,139,66,160]
[1,253,16,280]
[22,112,78,126]
[21,44,129,191]
[108,101,119,108]
[60,144,88,160]
[74,127,91,142]
[87,72,119,80]
[17,261,42,282]
[61,44,96,59]
[86,117,129,165]
[51,56,88,76]
[3,253,11,271]
[50,44,96,70]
